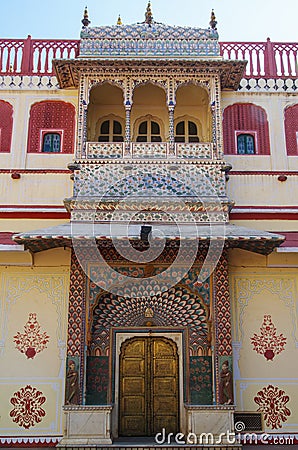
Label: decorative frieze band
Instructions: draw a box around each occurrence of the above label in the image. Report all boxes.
[85,142,214,160]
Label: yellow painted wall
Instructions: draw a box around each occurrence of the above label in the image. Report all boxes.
[0,248,70,437]
[229,249,298,433]
[230,219,298,233]
[0,88,77,170]
[227,174,298,207]
[0,173,72,206]
[0,219,69,233]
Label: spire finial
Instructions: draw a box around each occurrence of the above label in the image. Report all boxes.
[145,1,153,25]
[209,9,217,30]
[117,14,122,25]
[82,6,91,27]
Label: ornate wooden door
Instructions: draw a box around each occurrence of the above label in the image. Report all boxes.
[119,337,179,436]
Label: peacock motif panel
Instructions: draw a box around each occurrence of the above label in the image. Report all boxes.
[88,266,211,356]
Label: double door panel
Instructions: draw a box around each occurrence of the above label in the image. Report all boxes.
[119,337,179,436]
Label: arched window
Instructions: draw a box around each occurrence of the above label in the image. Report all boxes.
[42,132,61,153]
[223,103,270,155]
[98,119,124,142]
[175,120,199,143]
[0,100,13,153]
[285,104,298,155]
[136,120,161,142]
[237,133,255,154]
[27,101,76,153]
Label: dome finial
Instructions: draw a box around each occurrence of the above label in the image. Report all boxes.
[209,9,217,30]
[145,1,153,25]
[117,14,122,25]
[82,6,91,27]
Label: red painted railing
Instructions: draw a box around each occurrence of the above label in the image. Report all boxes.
[0,36,80,75]
[0,36,297,78]
[219,39,298,78]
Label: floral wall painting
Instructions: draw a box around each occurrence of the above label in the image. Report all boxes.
[10,385,46,429]
[13,313,50,359]
[254,385,291,429]
[250,314,286,361]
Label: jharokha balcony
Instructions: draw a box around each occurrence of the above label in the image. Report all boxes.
[1,36,297,78]
[85,142,214,160]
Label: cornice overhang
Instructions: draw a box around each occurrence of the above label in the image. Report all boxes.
[53,58,247,90]
[13,223,284,255]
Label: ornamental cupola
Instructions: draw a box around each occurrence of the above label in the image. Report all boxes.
[79,3,220,59]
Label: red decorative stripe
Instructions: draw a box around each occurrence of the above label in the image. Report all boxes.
[0,204,67,209]
[0,437,59,447]
[232,205,298,210]
[0,232,17,244]
[0,443,57,448]
[278,232,298,247]
[0,212,70,218]
[230,212,298,220]
[230,171,298,176]
[0,169,71,174]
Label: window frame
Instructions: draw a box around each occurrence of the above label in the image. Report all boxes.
[97,118,124,143]
[133,115,164,142]
[174,116,201,143]
[40,129,64,153]
[235,130,258,155]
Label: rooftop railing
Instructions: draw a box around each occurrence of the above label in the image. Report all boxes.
[220,39,298,78]
[0,35,297,78]
[0,36,79,75]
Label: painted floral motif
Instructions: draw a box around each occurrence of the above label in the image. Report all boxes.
[10,385,46,429]
[250,315,286,360]
[13,313,50,359]
[190,356,212,404]
[254,385,291,429]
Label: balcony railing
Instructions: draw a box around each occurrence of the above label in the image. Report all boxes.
[85,142,214,160]
[0,36,79,75]
[0,36,297,78]
[220,39,298,78]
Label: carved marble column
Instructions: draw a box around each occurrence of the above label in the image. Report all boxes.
[209,76,223,160]
[76,76,89,159]
[168,103,175,156]
[124,103,132,156]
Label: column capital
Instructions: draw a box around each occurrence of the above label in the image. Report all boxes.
[167,101,176,109]
[124,100,132,110]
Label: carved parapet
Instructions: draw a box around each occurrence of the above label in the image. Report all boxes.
[176,142,213,159]
[132,142,168,158]
[86,142,124,159]
[58,405,113,447]
[185,404,236,444]
[84,142,214,160]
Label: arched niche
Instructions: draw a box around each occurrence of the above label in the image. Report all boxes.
[222,102,270,155]
[0,100,13,153]
[175,84,211,142]
[131,83,167,141]
[87,83,125,142]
